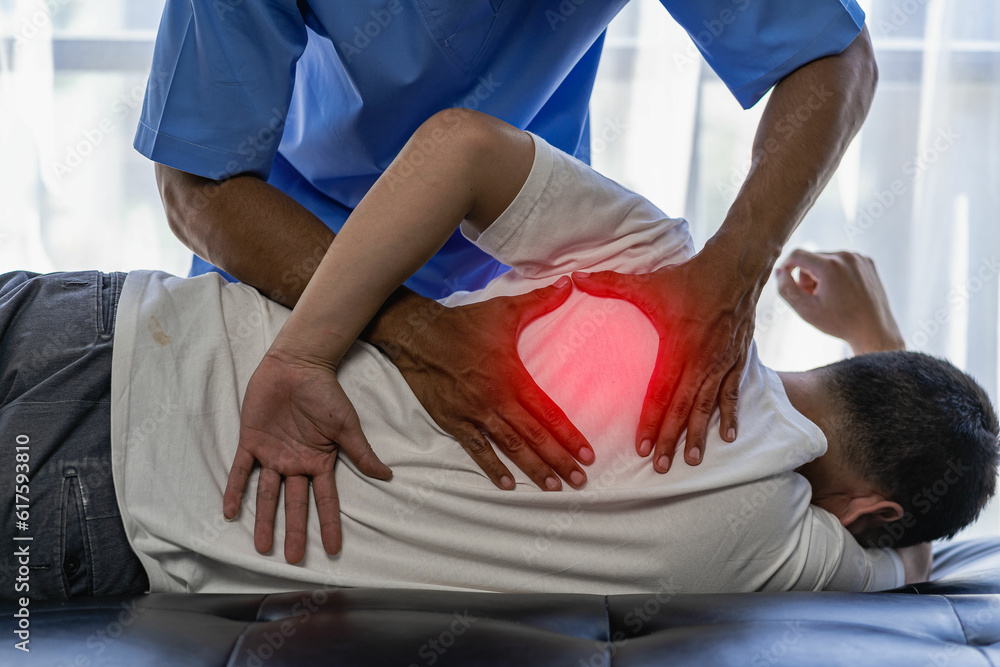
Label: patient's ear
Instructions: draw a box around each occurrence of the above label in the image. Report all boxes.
[838,494,904,535]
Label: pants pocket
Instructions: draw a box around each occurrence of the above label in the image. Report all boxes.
[62,472,92,598]
[95,271,122,340]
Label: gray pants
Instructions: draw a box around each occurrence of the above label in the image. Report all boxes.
[0,271,148,599]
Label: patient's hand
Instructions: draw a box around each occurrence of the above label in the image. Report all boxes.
[776,249,905,354]
[224,350,392,563]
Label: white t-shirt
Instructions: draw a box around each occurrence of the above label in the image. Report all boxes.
[110,134,903,594]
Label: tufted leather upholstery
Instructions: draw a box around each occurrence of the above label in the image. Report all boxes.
[3,538,1000,667]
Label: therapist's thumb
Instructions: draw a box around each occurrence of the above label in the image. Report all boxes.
[518,275,573,323]
[571,270,631,300]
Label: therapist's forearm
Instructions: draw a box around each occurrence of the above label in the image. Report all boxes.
[157,164,446,360]
[707,26,878,283]
[156,164,336,308]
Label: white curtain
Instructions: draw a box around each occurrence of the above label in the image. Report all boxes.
[0,0,56,270]
[592,0,1000,538]
[0,0,188,275]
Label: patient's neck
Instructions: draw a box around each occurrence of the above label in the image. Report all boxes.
[776,370,841,486]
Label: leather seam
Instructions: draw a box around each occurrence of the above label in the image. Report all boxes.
[223,594,270,667]
[941,595,972,645]
[603,595,612,666]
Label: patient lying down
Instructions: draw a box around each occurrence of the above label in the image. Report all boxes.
[1,110,996,599]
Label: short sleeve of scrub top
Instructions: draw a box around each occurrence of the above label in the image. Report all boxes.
[660,0,866,108]
[134,0,308,180]
[135,0,866,190]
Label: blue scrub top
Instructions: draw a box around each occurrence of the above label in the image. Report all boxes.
[136,0,865,298]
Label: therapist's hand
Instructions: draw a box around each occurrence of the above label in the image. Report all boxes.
[223,350,392,563]
[776,249,905,354]
[572,247,753,472]
[378,277,594,491]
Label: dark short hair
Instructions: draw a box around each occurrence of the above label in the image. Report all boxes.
[821,351,999,549]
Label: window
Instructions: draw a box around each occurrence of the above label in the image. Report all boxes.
[0,0,187,274]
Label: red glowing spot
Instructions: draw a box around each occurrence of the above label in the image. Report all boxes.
[517,290,659,456]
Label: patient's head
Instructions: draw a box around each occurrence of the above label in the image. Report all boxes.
[792,351,999,549]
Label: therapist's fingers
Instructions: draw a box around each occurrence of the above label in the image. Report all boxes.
[571,270,639,304]
[482,414,563,491]
[282,475,310,564]
[635,347,683,461]
[515,275,572,323]
[717,362,741,443]
[651,369,698,473]
[508,409,588,488]
[254,467,282,554]
[313,469,342,556]
[681,372,723,467]
[223,446,256,519]
[517,381,593,478]
[448,422,517,490]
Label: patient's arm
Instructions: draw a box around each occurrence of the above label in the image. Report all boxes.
[779,250,936,582]
[896,542,933,585]
[272,108,535,364]
[776,249,905,354]
[225,109,589,562]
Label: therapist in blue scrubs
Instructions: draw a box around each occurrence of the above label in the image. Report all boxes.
[136,1,877,524]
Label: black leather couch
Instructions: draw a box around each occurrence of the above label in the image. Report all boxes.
[4,538,1000,667]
